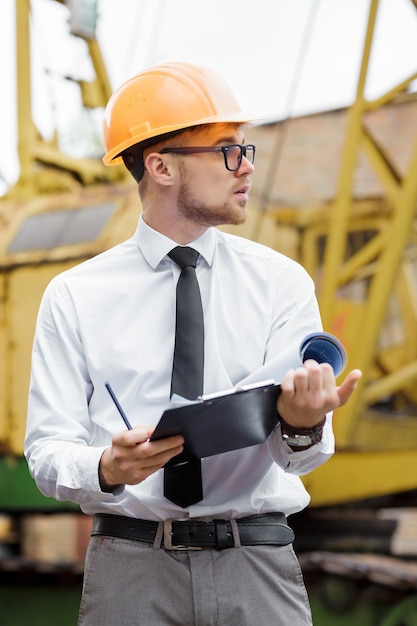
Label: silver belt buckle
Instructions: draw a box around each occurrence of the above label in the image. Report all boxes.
[163,519,203,551]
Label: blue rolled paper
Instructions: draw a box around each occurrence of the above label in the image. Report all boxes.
[299,332,346,376]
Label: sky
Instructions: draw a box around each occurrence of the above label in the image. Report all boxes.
[1,0,417,195]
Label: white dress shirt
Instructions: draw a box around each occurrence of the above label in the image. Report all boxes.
[25,215,334,521]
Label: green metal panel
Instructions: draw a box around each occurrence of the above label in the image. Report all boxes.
[307,575,409,626]
[0,583,82,625]
[0,456,77,511]
[310,595,378,626]
[380,595,417,626]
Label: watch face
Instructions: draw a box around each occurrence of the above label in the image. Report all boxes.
[282,433,313,447]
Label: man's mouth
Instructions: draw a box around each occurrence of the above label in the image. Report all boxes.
[233,184,250,203]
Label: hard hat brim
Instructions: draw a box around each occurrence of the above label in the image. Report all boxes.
[103,113,262,166]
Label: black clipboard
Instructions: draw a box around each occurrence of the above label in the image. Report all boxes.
[150,382,281,466]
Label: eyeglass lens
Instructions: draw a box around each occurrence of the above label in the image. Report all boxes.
[225,145,255,170]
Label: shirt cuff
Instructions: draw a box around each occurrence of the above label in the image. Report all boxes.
[267,417,334,476]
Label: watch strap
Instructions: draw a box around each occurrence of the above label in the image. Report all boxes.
[280,415,326,448]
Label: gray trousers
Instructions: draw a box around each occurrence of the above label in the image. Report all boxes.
[78,535,313,626]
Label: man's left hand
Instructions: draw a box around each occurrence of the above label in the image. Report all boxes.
[277,359,362,429]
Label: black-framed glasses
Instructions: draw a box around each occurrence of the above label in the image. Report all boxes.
[160,144,256,171]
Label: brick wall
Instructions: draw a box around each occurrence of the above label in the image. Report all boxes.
[245,100,417,209]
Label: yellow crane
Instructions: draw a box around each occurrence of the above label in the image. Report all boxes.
[0,0,139,473]
[295,0,417,506]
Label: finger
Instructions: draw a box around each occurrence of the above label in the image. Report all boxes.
[139,436,184,460]
[137,453,185,482]
[114,427,150,448]
[301,360,324,392]
[137,444,185,471]
[292,366,309,393]
[280,369,296,394]
[320,362,337,391]
[118,427,184,450]
[111,439,185,485]
[337,369,362,405]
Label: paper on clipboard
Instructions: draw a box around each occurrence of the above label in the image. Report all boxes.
[237,331,346,387]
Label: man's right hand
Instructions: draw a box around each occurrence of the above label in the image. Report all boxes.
[99,427,184,490]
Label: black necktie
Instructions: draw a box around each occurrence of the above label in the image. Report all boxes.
[164,246,204,508]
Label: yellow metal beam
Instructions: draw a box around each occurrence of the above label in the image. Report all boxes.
[362,361,417,405]
[320,0,380,326]
[7,0,127,200]
[303,449,417,506]
[335,135,417,446]
[313,0,417,450]
[15,0,36,193]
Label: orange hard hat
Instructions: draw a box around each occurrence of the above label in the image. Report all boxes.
[102,62,259,166]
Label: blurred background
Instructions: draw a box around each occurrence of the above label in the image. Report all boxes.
[1,0,417,624]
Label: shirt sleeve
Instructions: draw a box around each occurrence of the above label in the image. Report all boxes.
[264,257,336,474]
[24,278,123,505]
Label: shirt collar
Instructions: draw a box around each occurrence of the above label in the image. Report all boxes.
[135,214,216,269]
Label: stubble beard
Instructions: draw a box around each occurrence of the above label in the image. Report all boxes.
[177,178,247,227]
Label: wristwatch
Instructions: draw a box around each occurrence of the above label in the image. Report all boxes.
[280,416,326,449]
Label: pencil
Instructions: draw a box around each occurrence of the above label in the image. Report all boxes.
[105,382,133,430]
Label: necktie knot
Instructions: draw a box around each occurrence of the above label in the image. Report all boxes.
[168,246,199,270]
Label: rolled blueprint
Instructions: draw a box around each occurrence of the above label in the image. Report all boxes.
[237,332,346,388]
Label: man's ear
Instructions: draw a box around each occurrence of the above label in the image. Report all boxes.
[144,152,176,186]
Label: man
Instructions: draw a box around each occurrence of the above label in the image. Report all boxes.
[25,62,361,625]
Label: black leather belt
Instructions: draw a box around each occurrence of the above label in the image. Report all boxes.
[92,512,295,550]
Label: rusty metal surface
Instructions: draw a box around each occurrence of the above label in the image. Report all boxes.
[300,551,417,590]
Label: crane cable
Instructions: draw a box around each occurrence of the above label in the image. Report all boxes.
[251,0,321,242]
